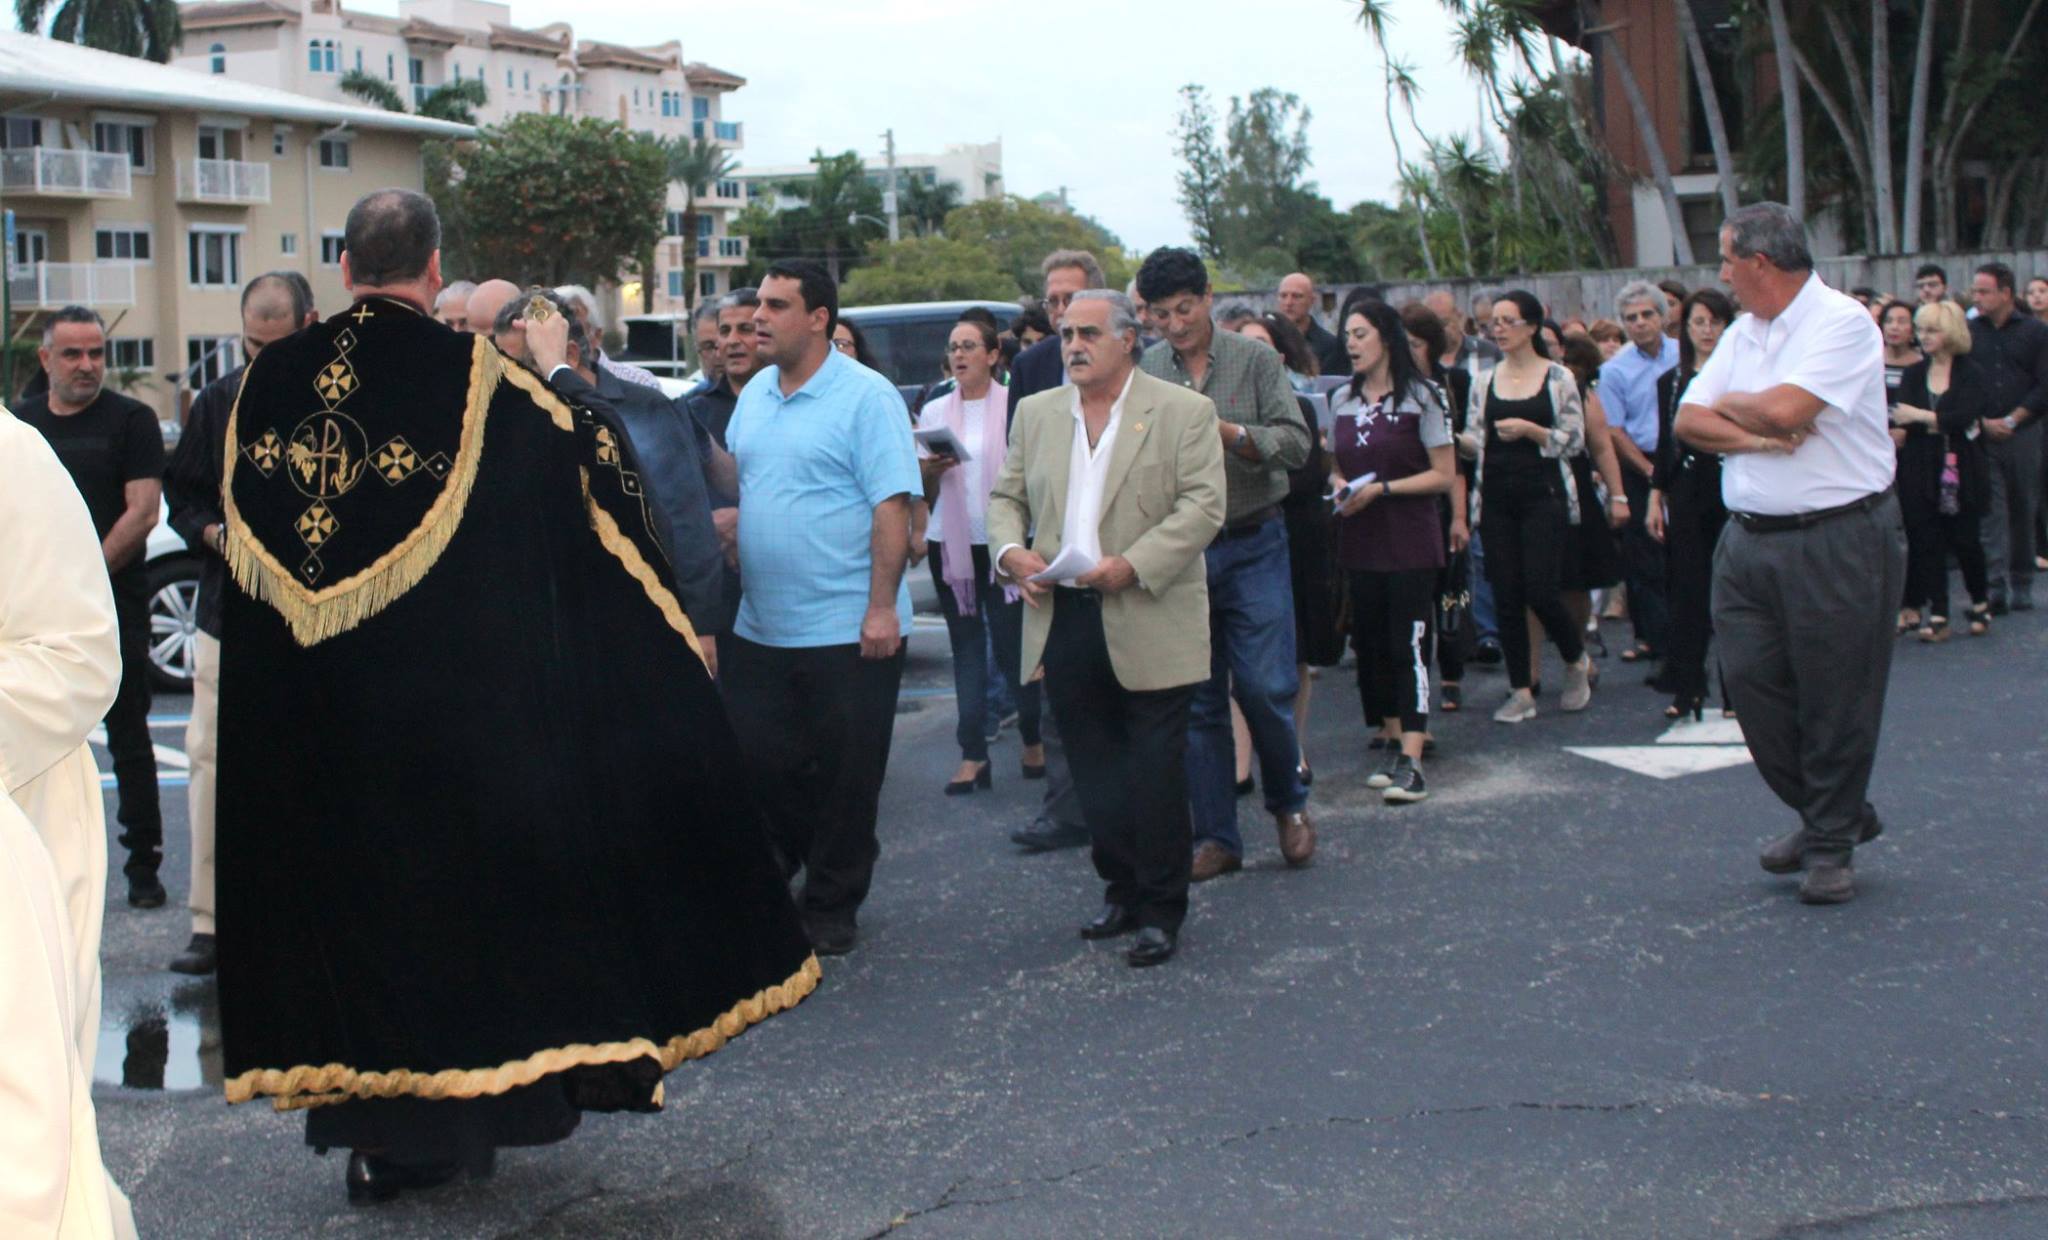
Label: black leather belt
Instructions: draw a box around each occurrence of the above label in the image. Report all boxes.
[1730,488,1891,534]
[1217,506,1280,540]
[1056,586,1103,603]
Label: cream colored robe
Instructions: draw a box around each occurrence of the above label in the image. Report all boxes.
[1,405,135,1238]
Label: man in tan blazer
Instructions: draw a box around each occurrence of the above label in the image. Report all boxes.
[988,291,1226,967]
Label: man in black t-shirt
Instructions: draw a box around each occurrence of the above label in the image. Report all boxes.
[17,305,167,907]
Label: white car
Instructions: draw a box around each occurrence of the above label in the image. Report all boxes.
[142,499,200,694]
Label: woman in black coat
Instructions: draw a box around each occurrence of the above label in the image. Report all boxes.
[1892,301,1994,640]
[1648,289,1736,718]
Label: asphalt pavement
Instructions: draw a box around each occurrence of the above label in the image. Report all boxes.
[91,604,2048,1238]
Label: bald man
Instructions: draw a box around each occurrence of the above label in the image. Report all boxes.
[1276,273,1348,378]
[464,279,521,344]
[162,273,317,976]
[1425,290,1501,373]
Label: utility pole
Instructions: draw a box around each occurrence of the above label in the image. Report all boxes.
[880,128,900,243]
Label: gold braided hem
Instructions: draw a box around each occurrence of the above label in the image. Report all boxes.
[221,336,501,647]
[497,354,576,431]
[580,467,706,664]
[226,954,821,1112]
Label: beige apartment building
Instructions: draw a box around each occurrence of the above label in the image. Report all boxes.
[2,30,469,428]
[171,0,750,319]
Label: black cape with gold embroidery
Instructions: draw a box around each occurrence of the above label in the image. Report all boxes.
[215,298,817,1113]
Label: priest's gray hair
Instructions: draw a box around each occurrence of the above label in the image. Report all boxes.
[553,284,599,320]
[1614,280,1664,319]
[1724,202,1814,273]
[1069,289,1139,339]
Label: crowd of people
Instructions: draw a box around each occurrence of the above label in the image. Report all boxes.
[4,185,2045,1214]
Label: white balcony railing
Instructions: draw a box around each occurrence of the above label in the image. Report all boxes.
[5,261,138,308]
[0,147,132,197]
[176,158,270,205]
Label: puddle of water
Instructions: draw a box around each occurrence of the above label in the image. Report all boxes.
[93,986,222,1091]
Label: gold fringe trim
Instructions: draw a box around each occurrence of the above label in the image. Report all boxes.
[581,466,706,666]
[226,954,821,1112]
[498,355,577,432]
[221,336,502,647]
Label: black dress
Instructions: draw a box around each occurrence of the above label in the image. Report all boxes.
[1283,391,1348,666]
[1894,355,1993,617]
[1561,376,1623,592]
[1653,367,1727,702]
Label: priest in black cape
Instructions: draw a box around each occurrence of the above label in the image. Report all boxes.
[214,189,818,1204]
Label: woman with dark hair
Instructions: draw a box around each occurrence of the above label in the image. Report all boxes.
[1010,303,1053,347]
[1877,298,1925,631]
[1465,289,1594,722]
[1547,333,1626,676]
[914,315,1043,792]
[1647,288,1736,719]
[831,319,883,373]
[1329,295,1456,801]
[1400,301,1471,714]
[1238,310,1342,785]
[1893,300,1994,641]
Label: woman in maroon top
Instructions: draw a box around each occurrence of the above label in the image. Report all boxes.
[1328,296,1456,803]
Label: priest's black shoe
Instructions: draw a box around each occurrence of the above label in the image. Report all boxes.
[1010,818,1089,852]
[167,932,216,975]
[805,917,857,956]
[127,874,166,909]
[1079,904,1137,940]
[346,1152,459,1204]
[1126,927,1176,968]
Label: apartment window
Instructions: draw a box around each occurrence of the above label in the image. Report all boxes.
[666,270,684,298]
[1,117,41,148]
[717,179,740,199]
[209,43,225,74]
[692,96,708,120]
[280,233,298,256]
[92,121,153,173]
[506,67,514,89]
[308,40,321,71]
[719,238,744,258]
[632,88,640,108]
[697,215,714,239]
[523,70,531,91]
[108,338,154,371]
[319,232,346,266]
[187,336,242,392]
[272,126,287,156]
[307,39,336,73]
[187,228,242,288]
[387,53,395,81]
[355,48,363,74]
[699,271,717,298]
[318,137,350,169]
[94,226,151,262]
[663,211,683,237]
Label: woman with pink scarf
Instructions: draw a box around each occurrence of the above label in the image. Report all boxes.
[916,316,1044,795]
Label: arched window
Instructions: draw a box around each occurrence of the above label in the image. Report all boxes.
[323,41,337,73]
[210,43,225,74]
[307,40,321,71]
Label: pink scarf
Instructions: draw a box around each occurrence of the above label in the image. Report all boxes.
[935,380,1009,616]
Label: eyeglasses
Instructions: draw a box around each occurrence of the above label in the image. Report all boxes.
[945,342,984,353]
[1489,317,1526,328]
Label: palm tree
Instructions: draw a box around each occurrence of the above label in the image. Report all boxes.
[780,149,883,284]
[663,135,741,316]
[899,177,962,238]
[1672,0,1739,217]
[15,0,178,62]
[340,69,407,113]
[1356,3,1438,277]
[417,79,487,125]
[1899,0,1937,251]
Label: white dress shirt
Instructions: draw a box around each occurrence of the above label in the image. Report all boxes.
[1680,273,1896,516]
[995,370,1133,579]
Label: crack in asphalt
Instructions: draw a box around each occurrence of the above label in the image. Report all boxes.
[861,1098,1656,1236]
[491,1180,607,1239]
[1761,1192,2048,1236]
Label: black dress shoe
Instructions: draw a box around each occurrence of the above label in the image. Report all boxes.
[1234,775,1256,797]
[127,875,167,909]
[1010,819,1090,852]
[1079,904,1137,940]
[1126,927,1176,968]
[945,763,992,796]
[346,1151,459,1204]
[168,932,217,975]
[1020,761,1047,780]
[805,918,858,956]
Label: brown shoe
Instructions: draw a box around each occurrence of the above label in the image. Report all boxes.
[1798,862,1855,904]
[1190,842,1242,883]
[1275,810,1316,866]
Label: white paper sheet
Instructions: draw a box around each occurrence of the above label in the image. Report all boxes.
[1326,471,1378,512]
[1028,543,1099,584]
[914,426,972,463]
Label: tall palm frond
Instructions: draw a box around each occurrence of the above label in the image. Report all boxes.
[17,0,180,62]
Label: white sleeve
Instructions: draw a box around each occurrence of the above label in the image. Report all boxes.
[1679,330,1736,410]
[1781,306,1882,413]
[0,414,120,795]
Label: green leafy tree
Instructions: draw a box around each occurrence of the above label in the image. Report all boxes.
[15,0,178,62]
[1172,84,1230,260]
[942,196,1132,297]
[898,177,963,237]
[772,149,886,282]
[454,114,667,289]
[661,135,741,314]
[840,237,1023,306]
[1216,88,1315,261]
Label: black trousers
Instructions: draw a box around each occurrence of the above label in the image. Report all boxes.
[1348,568,1436,734]
[1481,473,1585,691]
[1622,467,1669,650]
[929,544,1041,761]
[108,581,161,880]
[1902,498,1989,620]
[1041,592,1194,933]
[721,635,905,924]
[1713,494,1907,862]
[1661,474,1727,701]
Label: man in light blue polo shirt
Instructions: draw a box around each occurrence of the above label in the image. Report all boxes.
[1598,279,1678,665]
[721,259,918,957]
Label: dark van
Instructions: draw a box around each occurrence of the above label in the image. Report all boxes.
[840,300,1023,405]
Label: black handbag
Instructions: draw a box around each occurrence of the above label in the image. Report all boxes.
[1438,546,1471,645]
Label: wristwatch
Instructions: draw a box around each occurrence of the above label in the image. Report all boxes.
[1233,424,1249,449]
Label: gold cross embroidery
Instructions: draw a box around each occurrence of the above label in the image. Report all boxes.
[351,304,375,324]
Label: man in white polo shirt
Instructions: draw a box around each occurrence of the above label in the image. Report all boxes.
[1675,202,1906,906]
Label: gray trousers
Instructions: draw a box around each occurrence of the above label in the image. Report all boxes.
[1983,422,2042,600]
[1712,493,1907,862]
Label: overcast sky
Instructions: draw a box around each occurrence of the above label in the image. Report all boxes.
[361,0,1521,252]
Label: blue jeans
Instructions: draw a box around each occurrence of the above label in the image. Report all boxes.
[1469,529,1500,643]
[984,624,1018,732]
[1187,518,1308,856]
[931,545,1040,762]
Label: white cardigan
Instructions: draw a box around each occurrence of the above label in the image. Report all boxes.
[1460,361,1588,527]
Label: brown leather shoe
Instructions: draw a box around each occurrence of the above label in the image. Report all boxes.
[1190,842,1242,883]
[1276,810,1316,866]
[1799,862,1855,904]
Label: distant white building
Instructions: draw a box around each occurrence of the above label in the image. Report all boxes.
[170,0,750,316]
[735,139,1003,213]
